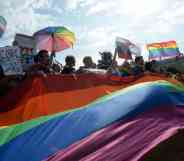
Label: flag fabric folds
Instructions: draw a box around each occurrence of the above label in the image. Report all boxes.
[115,37,141,59]
[147,40,180,60]
[116,37,133,59]
[0,74,184,161]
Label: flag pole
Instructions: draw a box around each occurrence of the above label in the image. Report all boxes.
[112,47,118,66]
[51,33,56,64]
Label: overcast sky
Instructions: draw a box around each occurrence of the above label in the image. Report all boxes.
[1,0,184,66]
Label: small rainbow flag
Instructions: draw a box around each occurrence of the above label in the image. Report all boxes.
[147,40,180,60]
[0,16,7,38]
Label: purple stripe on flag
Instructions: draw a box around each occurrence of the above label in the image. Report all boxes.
[44,106,184,161]
[149,48,179,60]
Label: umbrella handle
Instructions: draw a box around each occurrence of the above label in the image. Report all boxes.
[50,51,56,65]
[51,51,56,57]
[52,33,55,52]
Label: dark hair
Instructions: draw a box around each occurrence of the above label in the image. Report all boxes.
[0,65,4,77]
[34,55,39,63]
[151,60,156,64]
[38,50,48,57]
[65,55,75,63]
[145,62,152,71]
[167,67,179,74]
[135,56,143,63]
[83,56,92,62]
[100,52,112,59]
[34,50,49,63]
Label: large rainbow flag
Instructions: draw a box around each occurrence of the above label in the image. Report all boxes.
[147,40,180,60]
[0,74,184,161]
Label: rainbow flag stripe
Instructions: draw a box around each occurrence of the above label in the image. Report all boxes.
[0,78,184,161]
[0,16,7,37]
[147,40,180,60]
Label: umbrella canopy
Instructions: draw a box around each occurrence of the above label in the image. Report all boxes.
[0,16,7,38]
[33,26,75,52]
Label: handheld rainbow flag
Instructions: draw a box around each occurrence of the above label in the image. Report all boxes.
[147,40,180,60]
[0,16,7,38]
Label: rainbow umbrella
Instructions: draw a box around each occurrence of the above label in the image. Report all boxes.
[33,26,75,53]
[0,16,7,38]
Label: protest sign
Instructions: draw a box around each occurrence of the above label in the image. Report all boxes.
[14,34,36,49]
[0,46,23,75]
[13,34,36,70]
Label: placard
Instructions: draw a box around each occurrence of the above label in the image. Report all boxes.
[14,34,36,49]
[13,34,36,70]
[0,46,23,75]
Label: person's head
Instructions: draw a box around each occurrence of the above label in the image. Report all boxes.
[12,40,18,46]
[83,56,93,68]
[145,62,152,71]
[52,64,61,73]
[65,55,75,67]
[100,52,112,62]
[135,56,144,66]
[167,67,179,75]
[35,50,50,66]
[122,61,130,69]
[151,60,156,64]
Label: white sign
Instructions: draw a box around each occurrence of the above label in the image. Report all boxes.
[14,34,36,49]
[0,46,23,75]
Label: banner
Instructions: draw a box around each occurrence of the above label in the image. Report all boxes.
[0,74,183,161]
[0,46,23,75]
[147,40,180,60]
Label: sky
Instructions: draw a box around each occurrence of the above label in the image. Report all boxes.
[0,0,184,66]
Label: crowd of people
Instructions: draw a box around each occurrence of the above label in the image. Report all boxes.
[0,50,184,97]
[26,50,97,75]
